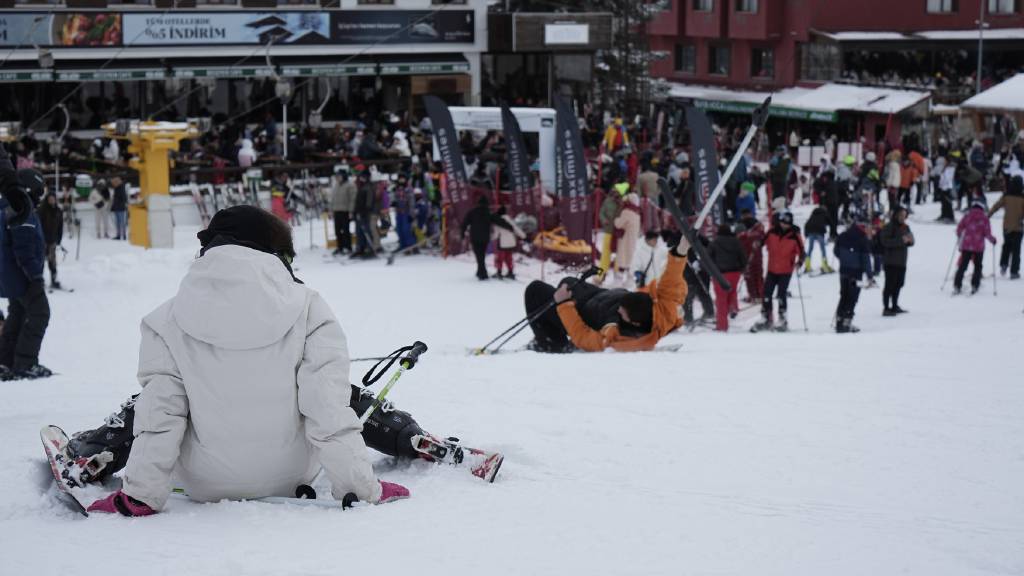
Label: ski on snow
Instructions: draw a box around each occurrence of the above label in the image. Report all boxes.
[40,425,90,516]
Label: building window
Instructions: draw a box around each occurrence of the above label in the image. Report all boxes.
[927,0,958,13]
[693,0,714,12]
[751,47,774,78]
[358,0,395,4]
[988,0,1015,13]
[799,42,840,81]
[674,44,696,73]
[736,0,758,12]
[708,44,730,75]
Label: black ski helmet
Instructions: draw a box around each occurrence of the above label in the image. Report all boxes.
[16,169,45,205]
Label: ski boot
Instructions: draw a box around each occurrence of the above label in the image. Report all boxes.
[65,395,139,485]
[821,260,834,274]
[410,434,504,483]
[351,386,424,460]
[15,364,53,380]
[750,311,773,333]
[835,317,860,334]
[803,259,812,274]
[773,311,789,332]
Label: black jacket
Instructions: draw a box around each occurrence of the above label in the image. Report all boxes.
[461,205,511,245]
[354,182,377,216]
[804,207,830,236]
[110,184,128,212]
[834,225,871,279]
[37,201,63,245]
[565,280,630,333]
[880,221,914,267]
[709,233,748,273]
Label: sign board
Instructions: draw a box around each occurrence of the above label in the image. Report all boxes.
[544,24,589,45]
[0,11,474,48]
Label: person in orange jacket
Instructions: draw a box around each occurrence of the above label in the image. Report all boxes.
[523,235,690,352]
[751,210,804,332]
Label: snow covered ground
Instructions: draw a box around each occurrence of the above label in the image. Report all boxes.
[3,198,1023,576]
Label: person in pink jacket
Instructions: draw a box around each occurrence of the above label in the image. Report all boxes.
[953,201,998,295]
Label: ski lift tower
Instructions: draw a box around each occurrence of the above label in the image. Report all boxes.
[103,118,209,249]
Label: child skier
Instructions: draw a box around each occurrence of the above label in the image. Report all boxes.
[953,201,998,295]
[492,205,526,279]
[803,204,833,274]
[834,218,873,333]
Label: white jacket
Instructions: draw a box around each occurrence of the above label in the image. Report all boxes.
[630,238,668,285]
[122,245,380,510]
[492,215,525,249]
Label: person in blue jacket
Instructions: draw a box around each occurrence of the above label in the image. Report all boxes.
[833,216,873,334]
[735,181,757,220]
[0,144,51,379]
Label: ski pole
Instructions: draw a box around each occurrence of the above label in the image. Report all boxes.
[992,245,997,296]
[471,266,601,355]
[693,96,771,232]
[795,267,808,332]
[359,341,427,425]
[940,233,963,292]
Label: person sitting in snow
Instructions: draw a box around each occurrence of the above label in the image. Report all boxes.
[70,206,413,516]
[522,235,690,353]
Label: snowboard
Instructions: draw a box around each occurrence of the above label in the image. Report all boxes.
[40,425,90,516]
[411,433,504,483]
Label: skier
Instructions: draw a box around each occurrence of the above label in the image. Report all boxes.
[880,206,914,315]
[596,181,624,283]
[612,188,642,286]
[708,224,747,332]
[0,158,51,379]
[110,176,128,241]
[351,169,378,259]
[735,181,757,219]
[36,191,63,290]
[78,206,410,516]
[752,211,804,332]
[522,235,690,352]
[630,230,668,288]
[492,205,525,279]
[802,204,833,274]
[936,157,957,223]
[461,195,514,280]
[988,173,1023,279]
[329,166,356,255]
[736,209,765,303]
[833,217,873,333]
[953,201,997,295]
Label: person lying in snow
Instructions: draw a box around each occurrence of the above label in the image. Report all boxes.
[74,206,415,516]
[523,234,690,352]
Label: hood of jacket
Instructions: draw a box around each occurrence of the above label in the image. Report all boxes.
[171,245,306,350]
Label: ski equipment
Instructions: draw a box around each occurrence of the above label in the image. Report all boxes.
[657,177,732,291]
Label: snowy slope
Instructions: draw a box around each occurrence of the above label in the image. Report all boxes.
[2,199,1023,576]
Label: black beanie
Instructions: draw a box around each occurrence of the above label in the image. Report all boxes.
[620,292,653,334]
[197,205,294,258]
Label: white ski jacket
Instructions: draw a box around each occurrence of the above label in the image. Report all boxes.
[122,245,381,509]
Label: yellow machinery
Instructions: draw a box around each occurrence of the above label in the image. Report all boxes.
[103,119,208,248]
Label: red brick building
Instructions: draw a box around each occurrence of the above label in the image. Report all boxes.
[649,0,1024,94]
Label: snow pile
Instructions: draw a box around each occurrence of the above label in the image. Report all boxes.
[961,73,1024,113]
[2,198,1023,575]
